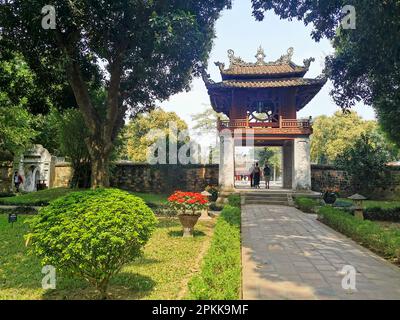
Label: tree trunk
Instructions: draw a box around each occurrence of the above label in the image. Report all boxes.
[96,281,109,300]
[87,138,112,188]
[90,152,110,188]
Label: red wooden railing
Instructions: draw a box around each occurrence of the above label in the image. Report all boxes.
[217,116,312,131]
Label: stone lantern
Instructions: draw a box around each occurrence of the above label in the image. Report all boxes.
[348,193,367,220]
[200,190,212,220]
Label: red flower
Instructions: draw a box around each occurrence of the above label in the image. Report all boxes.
[167,191,209,212]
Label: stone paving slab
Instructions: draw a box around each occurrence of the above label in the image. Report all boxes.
[242,204,400,300]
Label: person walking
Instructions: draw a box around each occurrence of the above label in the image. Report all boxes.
[249,164,254,188]
[253,162,261,189]
[263,162,271,189]
[13,171,23,193]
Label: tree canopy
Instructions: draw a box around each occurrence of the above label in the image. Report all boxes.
[310,112,377,164]
[335,132,395,197]
[251,0,400,146]
[0,0,232,186]
[122,108,188,163]
[191,107,226,139]
[0,54,39,158]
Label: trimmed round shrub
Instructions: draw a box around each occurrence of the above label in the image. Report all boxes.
[26,188,157,299]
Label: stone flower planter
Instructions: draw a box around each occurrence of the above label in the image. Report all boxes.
[178,213,201,237]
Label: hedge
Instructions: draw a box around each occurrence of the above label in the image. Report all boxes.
[319,206,400,261]
[0,192,15,198]
[364,207,400,222]
[294,197,319,213]
[227,194,241,208]
[188,205,241,299]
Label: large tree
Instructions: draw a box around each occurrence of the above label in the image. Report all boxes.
[0,0,231,187]
[122,108,188,163]
[311,112,377,164]
[56,108,92,188]
[251,0,400,146]
[0,54,39,159]
[191,107,224,142]
[335,132,395,197]
[0,52,76,160]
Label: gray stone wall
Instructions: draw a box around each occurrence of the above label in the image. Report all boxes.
[311,164,354,197]
[374,170,400,200]
[3,159,399,199]
[1,161,219,194]
[311,164,400,199]
[110,162,219,194]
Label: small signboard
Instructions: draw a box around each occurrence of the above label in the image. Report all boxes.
[8,213,17,227]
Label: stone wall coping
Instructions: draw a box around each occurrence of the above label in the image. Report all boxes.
[55,162,72,167]
[114,161,219,168]
[6,158,219,169]
[311,163,400,172]
[311,164,338,170]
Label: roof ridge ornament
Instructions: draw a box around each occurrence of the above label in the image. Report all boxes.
[255,46,266,65]
[201,68,215,86]
[227,49,248,67]
[275,47,294,64]
[303,57,315,70]
[214,61,225,73]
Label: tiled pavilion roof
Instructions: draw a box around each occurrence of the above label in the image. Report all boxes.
[205,77,326,89]
[212,47,315,80]
[202,47,327,115]
[220,64,306,77]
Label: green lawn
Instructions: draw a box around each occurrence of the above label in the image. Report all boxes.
[0,188,79,206]
[0,188,168,207]
[0,214,214,300]
[130,192,168,206]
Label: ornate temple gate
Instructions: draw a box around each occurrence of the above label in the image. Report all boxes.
[203,47,326,194]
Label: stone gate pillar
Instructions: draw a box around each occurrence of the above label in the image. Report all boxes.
[283,140,293,189]
[293,137,311,190]
[217,129,235,203]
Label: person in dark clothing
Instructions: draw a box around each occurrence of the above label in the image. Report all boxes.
[13,171,23,192]
[249,164,254,187]
[253,162,261,188]
[263,162,271,189]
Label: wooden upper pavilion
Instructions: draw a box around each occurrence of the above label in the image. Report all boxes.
[202,47,326,146]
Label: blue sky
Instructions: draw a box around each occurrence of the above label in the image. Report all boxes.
[159,0,376,128]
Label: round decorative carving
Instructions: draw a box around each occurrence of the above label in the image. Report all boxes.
[248,100,279,122]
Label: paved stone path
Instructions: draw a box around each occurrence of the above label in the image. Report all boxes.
[242,204,400,300]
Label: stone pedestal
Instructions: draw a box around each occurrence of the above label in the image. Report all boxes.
[293,137,311,190]
[217,130,235,204]
[199,209,212,220]
[354,208,364,220]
